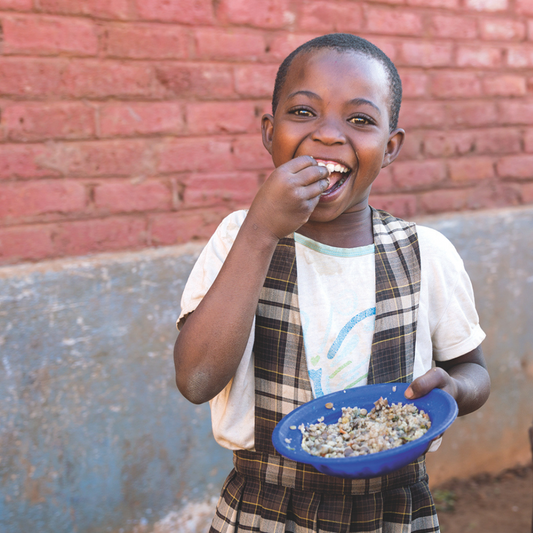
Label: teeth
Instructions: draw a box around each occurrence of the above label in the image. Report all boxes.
[326,163,335,173]
[317,162,327,167]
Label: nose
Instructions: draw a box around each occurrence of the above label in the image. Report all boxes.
[311,116,346,145]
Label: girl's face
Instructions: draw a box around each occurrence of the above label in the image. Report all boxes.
[262,49,404,223]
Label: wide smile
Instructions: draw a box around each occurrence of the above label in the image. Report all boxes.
[314,159,352,197]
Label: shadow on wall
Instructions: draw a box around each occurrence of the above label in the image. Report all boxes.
[0,206,532,532]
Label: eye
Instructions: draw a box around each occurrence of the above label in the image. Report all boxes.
[290,108,314,117]
[348,115,374,126]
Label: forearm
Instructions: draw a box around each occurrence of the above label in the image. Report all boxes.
[446,361,491,416]
[174,216,279,404]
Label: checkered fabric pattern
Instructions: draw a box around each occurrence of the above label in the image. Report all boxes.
[209,209,438,533]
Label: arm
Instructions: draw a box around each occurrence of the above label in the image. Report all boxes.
[174,156,330,405]
[405,345,490,416]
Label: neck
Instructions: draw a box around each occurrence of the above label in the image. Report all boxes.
[297,206,373,248]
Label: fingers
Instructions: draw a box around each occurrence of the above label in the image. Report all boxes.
[405,368,449,400]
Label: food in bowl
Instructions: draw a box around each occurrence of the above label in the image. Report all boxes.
[299,397,431,458]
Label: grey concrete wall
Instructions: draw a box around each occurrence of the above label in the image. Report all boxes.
[0,205,532,532]
[0,244,231,533]
[420,206,533,485]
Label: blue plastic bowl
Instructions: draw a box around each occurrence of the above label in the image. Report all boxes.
[272,383,458,479]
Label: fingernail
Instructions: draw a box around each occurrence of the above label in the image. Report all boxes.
[405,387,413,399]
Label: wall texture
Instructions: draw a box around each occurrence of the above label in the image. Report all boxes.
[1,0,533,265]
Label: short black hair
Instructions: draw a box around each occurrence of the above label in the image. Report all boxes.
[272,33,402,132]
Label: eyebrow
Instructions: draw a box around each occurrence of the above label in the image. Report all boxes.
[348,98,381,115]
[286,91,381,115]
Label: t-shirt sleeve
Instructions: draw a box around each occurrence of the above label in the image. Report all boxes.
[177,210,248,330]
[418,226,486,362]
[175,210,256,450]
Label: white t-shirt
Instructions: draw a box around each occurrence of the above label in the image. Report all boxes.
[177,210,486,451]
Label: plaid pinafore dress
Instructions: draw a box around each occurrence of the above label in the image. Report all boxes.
[210,209,440,533]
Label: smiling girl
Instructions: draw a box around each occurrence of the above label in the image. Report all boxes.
[173,34,490,533]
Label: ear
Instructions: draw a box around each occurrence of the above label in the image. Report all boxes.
[261,113,274,155]
[382,128,405,168]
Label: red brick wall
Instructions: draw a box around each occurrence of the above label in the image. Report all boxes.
[1,0,532,264]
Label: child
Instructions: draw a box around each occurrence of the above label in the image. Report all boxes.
[174,33,490,533]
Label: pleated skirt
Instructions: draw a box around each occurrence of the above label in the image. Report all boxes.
[209,451,440,533]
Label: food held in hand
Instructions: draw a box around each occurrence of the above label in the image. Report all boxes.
[299,397,431,458]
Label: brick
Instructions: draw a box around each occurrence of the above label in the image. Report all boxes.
[475,128,522,154]
[0,225,54,264]
[447,101,497,127]
[457,46,503,68]
[135,0,214,24]
[398,71,428,98]
[482,75,527,96]
[466,181,521,209]
[1,15,98,56]
[0,0,32,9]
[392,160,447,190]
[448,157,495,181]
[3,102,95,142]
[149,210,229,245]
[53,216,147,256]
[525,129,533,152]
[194,29,266,60]
[99,102,184,137]
[465,0,507,11]
[363,0,404,4]
[217,0,293,29]
[365,8,423,36]
[186,101,265,135]
[156,138,233,174]
[103,23,188,59]
[234,64,278,98]
[61,60,155,98]
[430,72,482,98]
[507,46,533,68]
[400,42,453,67]
[406,0,458,6]
[424,131,475,158]
[521,183,533,203]
[398,102,448,129]
[232,135,274,171]
[182,173,258,209]
[297,2,363,33]
[40,140,153,177]
[497,101,533,125]
[480,18,526,41]
[155,63,234,99]
[93,179,171,213]
[37,0,131,19]
[430,15,478,39]
[516,0,533,16]
[268,33,321,61]
[0,58,63,97]
[0,144,60,179]
[419,188,468,214]
[425,128,521,157]
[497,155,533,179]
[368,194,417,218]
[0,180,86,219]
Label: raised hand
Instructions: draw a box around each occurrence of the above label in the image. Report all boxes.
[248,155,330,241]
